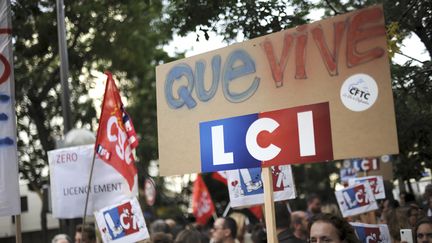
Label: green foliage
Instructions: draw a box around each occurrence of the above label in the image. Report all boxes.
[12,0,175,195]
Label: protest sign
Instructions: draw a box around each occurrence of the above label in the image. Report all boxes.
[227,165,296,208]
[335,182,378,218]
[350,222,391,243]
[0,0,20,217]
[156,5,398,176]
[94,197,149,243]
[48,145,137,218]
[349,176,385,200]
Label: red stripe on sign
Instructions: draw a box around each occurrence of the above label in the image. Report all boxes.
[259,102,333,166]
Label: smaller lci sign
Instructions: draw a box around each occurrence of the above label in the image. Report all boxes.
[199,102,334,172]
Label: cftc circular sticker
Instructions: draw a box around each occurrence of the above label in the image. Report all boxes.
[340,73,378,112]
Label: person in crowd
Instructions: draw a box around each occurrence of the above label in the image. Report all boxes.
[306,194,322,220]
[422,185,432,209]
[407,204,424,228]
[275,201,305,243]
[152,232,173,243]
[229,212,251,243]
[320,203,343,219]
[250,223,266,243]
[308,213,359,243]
[52,233,72,243]
[414,217,432,243]
[174,228,202,243]
[211,217,238,243]
[291,211,309,241]
[384,207,411,243]
[151,219,171,234]
[75,224,96,243]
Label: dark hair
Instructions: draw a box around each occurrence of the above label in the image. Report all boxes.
[152,232,174,243]
[308,213,360,243]
[415,217,432,243]
[275,201,291,229]
[76,224,96,241]
[223,217,238,239]
[174,229,202,243]
[307,193,320,204]
[151,219,171,234]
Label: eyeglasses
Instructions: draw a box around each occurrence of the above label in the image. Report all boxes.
[417,233,432,239]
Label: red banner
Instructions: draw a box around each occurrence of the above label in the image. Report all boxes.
[192,175,215,225]
[95,72,139,190]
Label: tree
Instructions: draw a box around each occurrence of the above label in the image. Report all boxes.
[12,0,176,237]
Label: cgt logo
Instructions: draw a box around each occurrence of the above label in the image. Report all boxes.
[102,201,140,240]
[199,102,333,172]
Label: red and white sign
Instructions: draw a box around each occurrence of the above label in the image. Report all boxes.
[349,176,385,200]
[95,197,149,243]
[335,182,378,218]
[0,0,20,217]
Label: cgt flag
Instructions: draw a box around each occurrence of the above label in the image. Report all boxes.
[192,174,215,225]
[95,72,139,190]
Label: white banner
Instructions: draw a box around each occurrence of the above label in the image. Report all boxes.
[227,165,296,208]
[349,176,385,200]
[350,222,391,243]
[48,145,137,218]
[0,0,20,217]
[95,197,149,243]
[335,182,378,218]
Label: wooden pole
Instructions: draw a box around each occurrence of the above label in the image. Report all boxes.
[262,167,278,243]
[15,215,22,243]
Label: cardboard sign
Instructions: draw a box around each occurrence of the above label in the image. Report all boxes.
[0,0,20,217]
[227,165,296,208]
[94,197,149,243]
[350,222,391,243]
[48,145,138,218]
[335,182,378,217]
[349,176,385,200]
[156,5,398,176]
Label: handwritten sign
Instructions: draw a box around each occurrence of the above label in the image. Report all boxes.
[156,5,398,176]
[48,145,137,218]
[227,165,296,208]
[95,198,149,243]
[349,176,385,200]
[0,0,20,217]
[335,183,378,217]
[350,222,391,243]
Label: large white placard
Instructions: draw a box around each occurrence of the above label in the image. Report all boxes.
[227,165,296,208]
[95,197,149,243]
[48,145,137,218]
[349,176,385,200]
[0,0,20,217]
[335,182,378,218]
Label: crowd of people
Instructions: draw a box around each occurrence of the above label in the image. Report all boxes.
[51,185,432,243]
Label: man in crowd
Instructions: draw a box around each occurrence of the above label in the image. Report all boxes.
[211,217,237,243]
[306,194,322,220]
[75,224,96,243]
[291,211,309,241]
[275,201,306,243]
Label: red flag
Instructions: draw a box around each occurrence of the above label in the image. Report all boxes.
[95,72,139,190]
[192,175,215,225]
[249,205,263,220]
[212,171,227,185]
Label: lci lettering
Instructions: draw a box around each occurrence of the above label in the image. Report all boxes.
[200,102,333,172]
[56,152,78,164]
[164,49,260,109]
